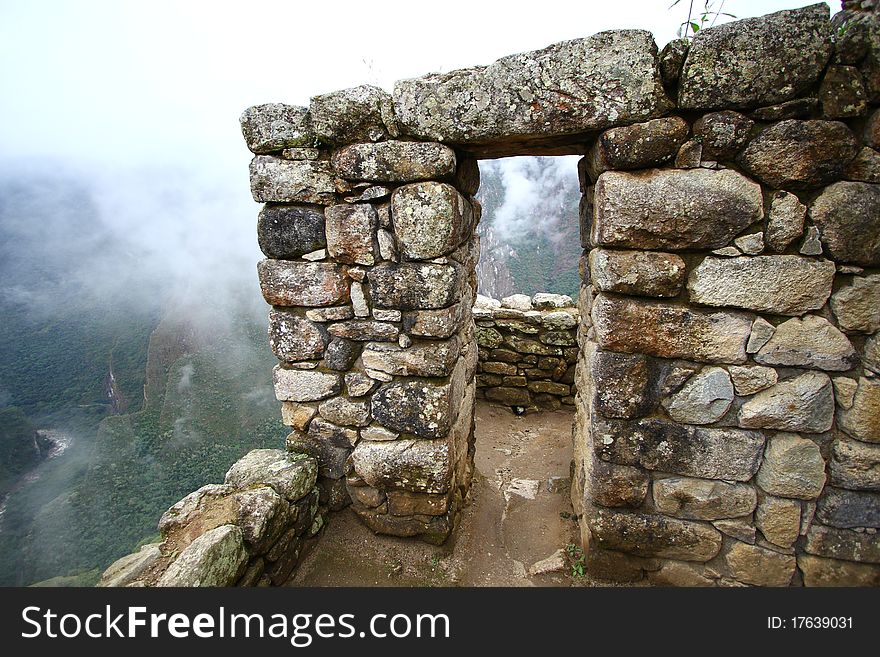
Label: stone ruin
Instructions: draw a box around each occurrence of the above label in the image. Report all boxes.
[102,2,880,587]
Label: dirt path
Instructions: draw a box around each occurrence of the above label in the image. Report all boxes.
[290,401,582,587]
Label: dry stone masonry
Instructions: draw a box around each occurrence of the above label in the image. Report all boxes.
[111,1,880,586]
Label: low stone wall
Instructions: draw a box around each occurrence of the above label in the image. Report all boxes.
[98,450,320,587]
[474,293,578,411]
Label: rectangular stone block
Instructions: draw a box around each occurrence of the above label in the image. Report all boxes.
[362,339,460,377]
[804,524,880,564]
[273,366,341,403]
[249,156,336,204]
[325,204,377,265]
[258,260,349,307]
[350,437,452,494]
[591,293,751,364]
[368,262,463,310]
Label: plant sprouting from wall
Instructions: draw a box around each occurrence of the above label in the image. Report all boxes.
[671,0,736,39]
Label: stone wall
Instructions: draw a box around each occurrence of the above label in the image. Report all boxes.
[98,450,320,586]
[228,1,879,586]
[474,293,578,411]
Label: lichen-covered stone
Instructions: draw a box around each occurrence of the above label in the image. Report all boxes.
[693,110,754,160]
[810,181,880,266]
[678,4,832,110]
[662,367,734,425]
[332,141,455,182]
[225,449,318,502]
[845,147,880,183]
[755,433,827,499]
[688,256,834,316]
[589,248,685,298]
[739,120,858,189]
[391,183,474,260]
[368,262,462,310]
[830,274,880,334]
[309,85,395,144]
[755,494,801,547]
[318,396,370,428]
[240,104,314,153]
[393,30,671,151]
[351,438,451,494]
[816,487,880,529]
[268,310,327,362]
[765,191,807,252]
[257,204,326,259]
[838,377,880,443]
[728,365,778,396]
[371,379,457,440]
[589,509,722,562]
[804,524,880,563]
[586,117,689,177]
[258,260,349,307]
[584,457,649,508]
[591,294,751,364]
[653,476,756,521]
[593,415,764,481]
[798,554,880,586]
[362,339,460,377]
[592,168,763,250]
[157,525,249,587]
[723,542,796,587]
[98,543,162,587]
[659,38,688,86]
[830,437,880,491]
[273,366,341,402]
[324,203,377,266]
[819,65,867,118]
[249,156,336,204]
[753,315,857,371]
[327,320,398,342]
[590,350,657,419]
[750,97,819,121]
[739,372,834,434]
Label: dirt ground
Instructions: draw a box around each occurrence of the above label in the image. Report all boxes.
[290,401,592,587]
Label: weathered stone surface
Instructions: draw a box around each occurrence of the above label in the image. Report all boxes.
[233,486,287,549]
[839,377,880,444]
[799,226,824,255]
[674,139,702,168]
[225,449,317,502]
[540,331,576,347]
[318,396,370,428]
[662,366,734,425]
[369,262,462,310]
[258,260,349,307]
[592,169,763,250]
[249,156,336,204]
[391,183,474,260]
[805,524,880,563]
[157,484,233,537]
[831,437,880,491]
[501,294,533,311]
[354,506,453,544]
[324,203,376,266]
[746,318,776,354]
[257,204,326,259]
[305,306,354,322]
[817,487,880,529]
[755,494,801,547]
[240,104,314,153]
[810,182,880,267]
[541,311,578,331]
[845,147,880,183]
[327,320,398,342]
[765,191,807,253]
[362,339,459,377]
[268,310,327,362]
[345,372,378,398]
[734,233,764,255]
[819,65,867,118]
[98,543,162,587]
[755,433,827,499]
[693,111,754,160]
[359,425,399,442]
[332,141,455,182]
[723,542,796,587]
[309,85,395,144]
[589,509,722,562]
[282,147,320,161]
[532,293,573,309]
[157,525,249,587]
[584,456,649,508]
[649,560,715,587]
[678,4,832,110]
[863,335,880,374]
[592,294,751,364]
[867,109,880,149]
[273,366,341,403]
[688,256,835,316]
[750,97,819,121]
[351,438,450,494]
[286,428,350,479]
[393,30,671,149]
[387,490,449,517]
[586,117,689,177]
[589,248,685,298]
[503,335,562,356]
[486,386,531,406]
[281,402,317,431]
[713,518,756,544]
[405,300,470,339]
[739,120,858,189]
[834,376,859,410]
[729,365,778,396]
[322,337,357,371]
[798,554,880,586]
[740,373,833,435]
[830,274,880,334]
[371,378,457,440]
[754,315,857,371]
[528,381,569,395]
[653,476,756,521]
[590,350,657,419]
[593,416,765,481]
[659,38,688,86]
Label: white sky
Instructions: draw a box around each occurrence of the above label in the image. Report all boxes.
[0,0,832,170]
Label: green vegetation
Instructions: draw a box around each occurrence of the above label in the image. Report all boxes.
[566,543,586,579]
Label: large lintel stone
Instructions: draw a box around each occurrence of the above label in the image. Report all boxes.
[249,156,336,204]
